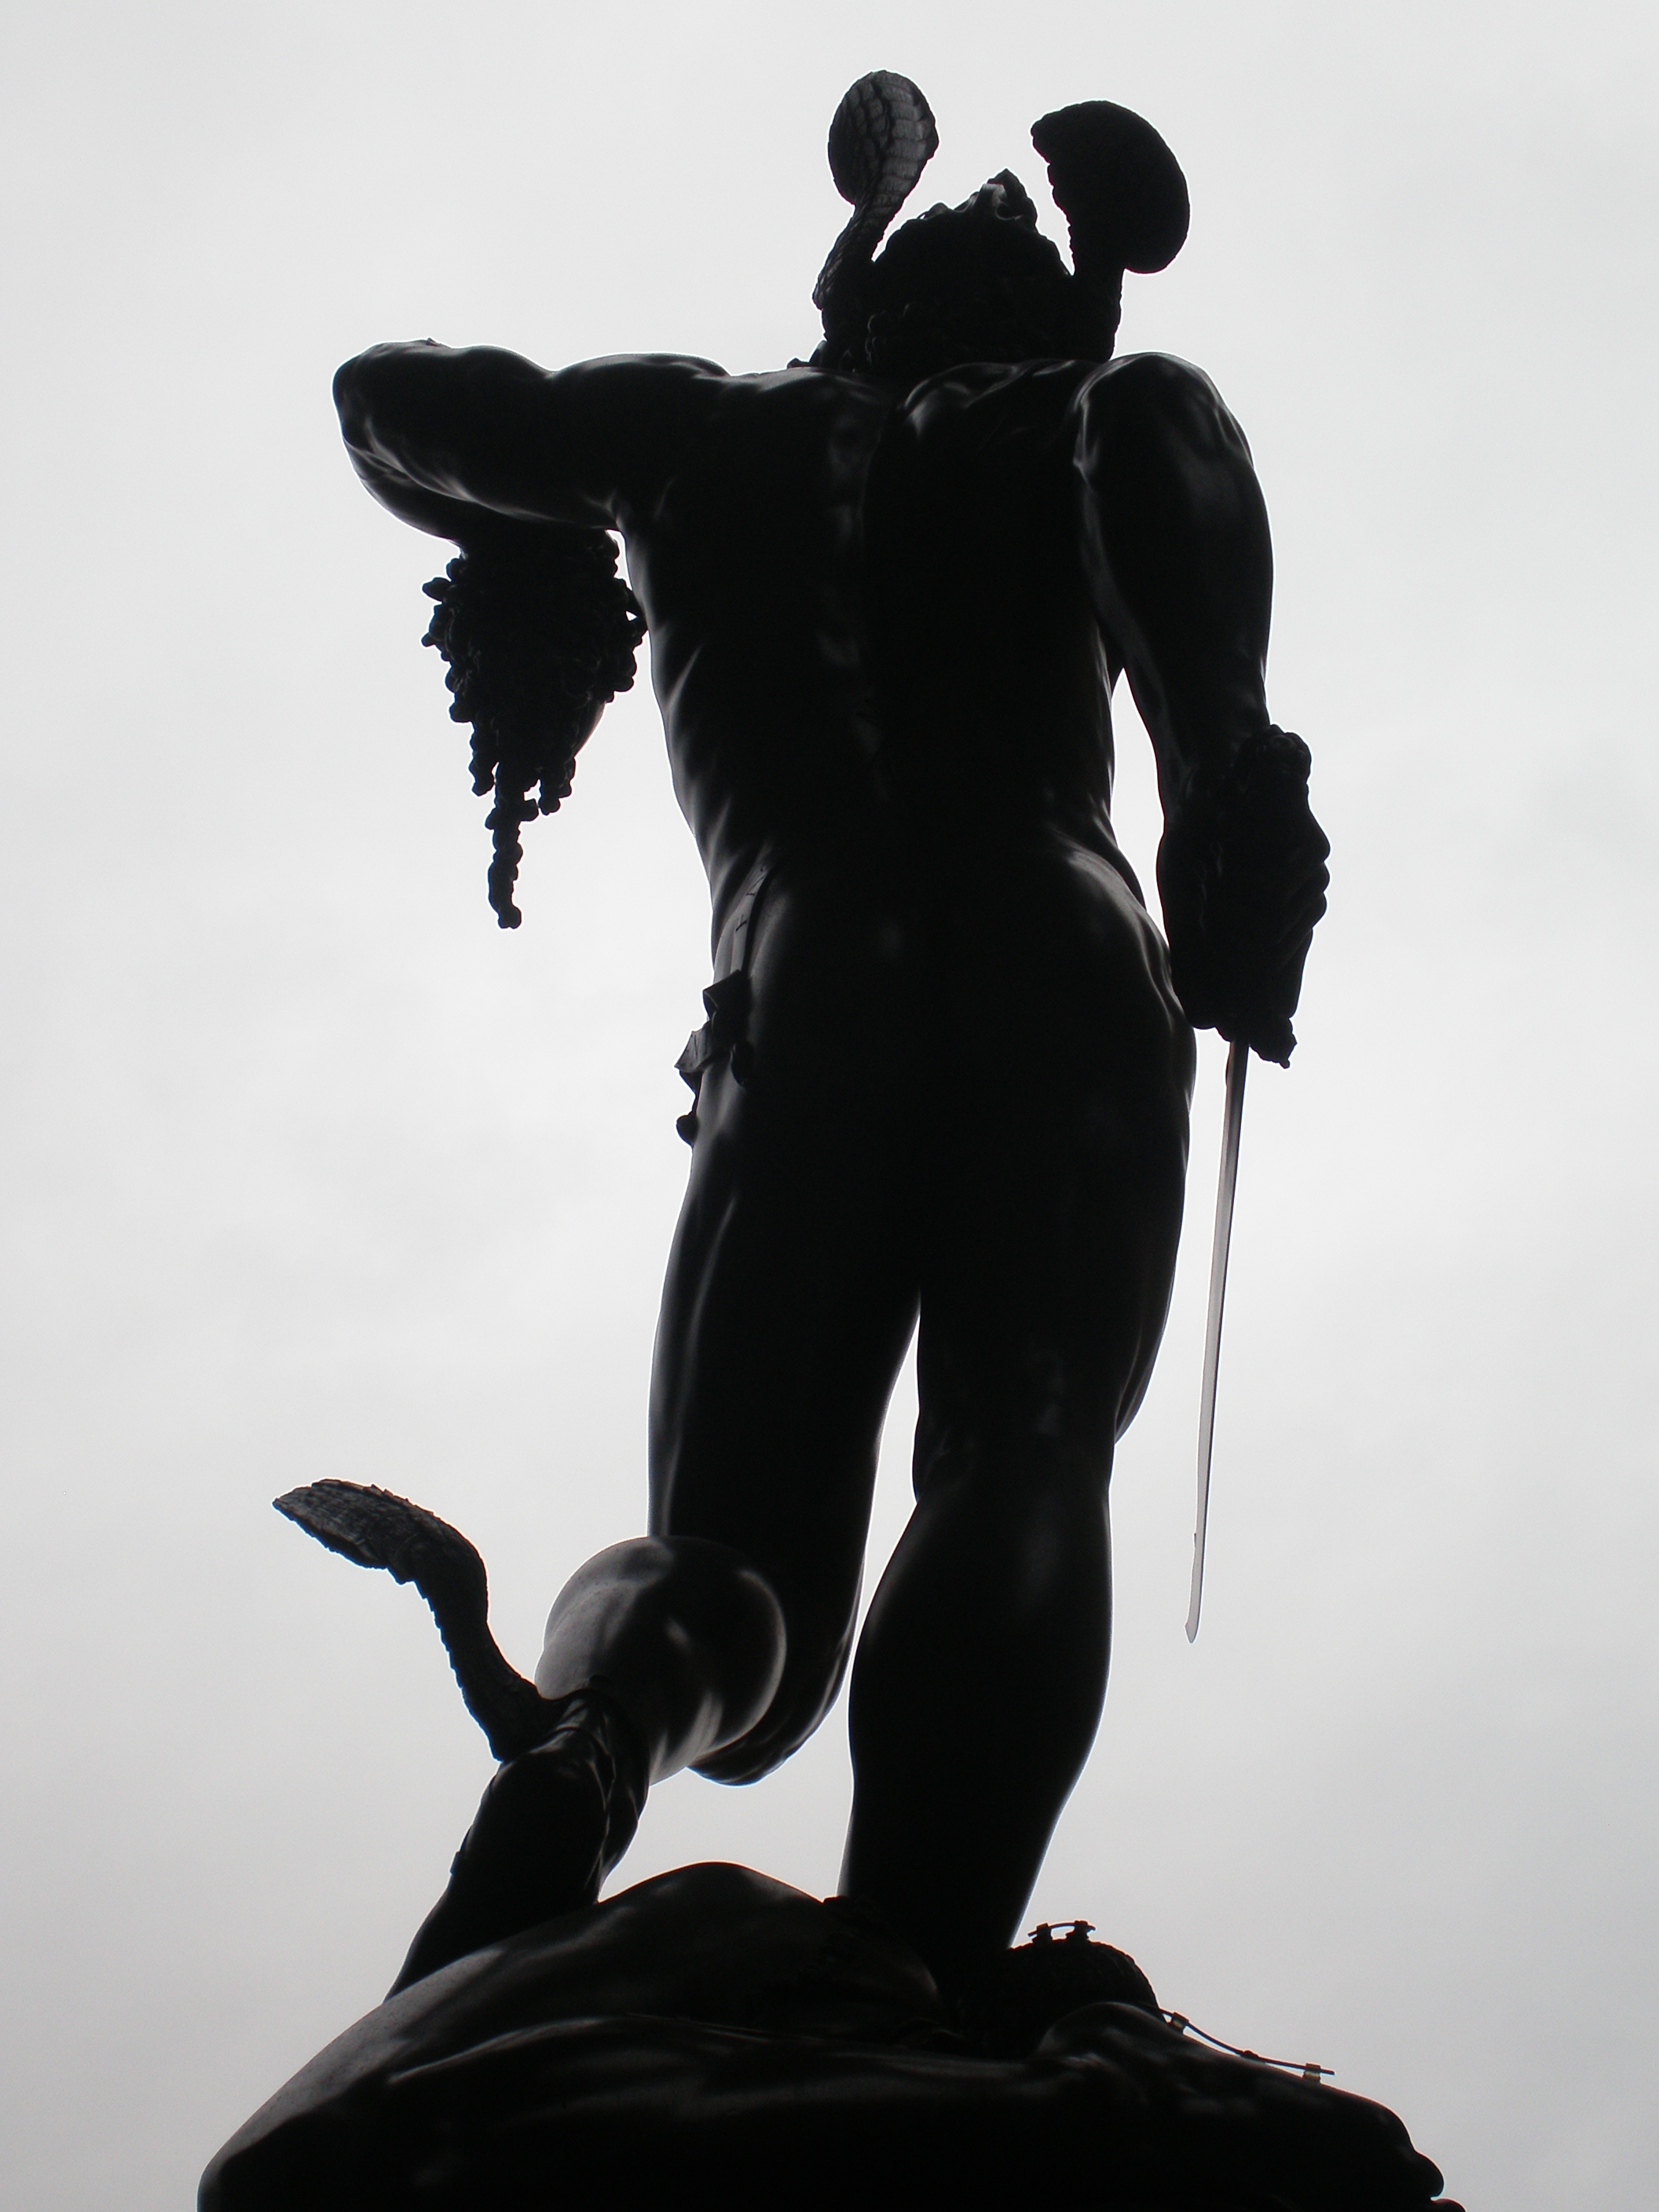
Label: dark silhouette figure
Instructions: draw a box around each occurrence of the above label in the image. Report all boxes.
[199,77,1472,2212]
[329,78,1330,2008]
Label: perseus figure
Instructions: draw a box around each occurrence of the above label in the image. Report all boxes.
[331,75,1329,2003]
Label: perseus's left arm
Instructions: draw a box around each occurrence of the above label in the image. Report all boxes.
[1077,353,1329,1064]
[334,341,727,544]
[332,344,727,928]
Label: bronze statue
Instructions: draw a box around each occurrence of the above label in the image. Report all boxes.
[326,75,1328,2002]
[202,75,1468,2211]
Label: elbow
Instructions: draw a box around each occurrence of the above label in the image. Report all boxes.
[332,342,425,445]
[333,352,372,446]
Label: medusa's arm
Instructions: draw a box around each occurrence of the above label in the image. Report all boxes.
[333,342,728,543]
[1077,353,1328,1063]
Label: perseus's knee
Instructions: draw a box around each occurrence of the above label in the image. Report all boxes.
[536,1536,786,1705]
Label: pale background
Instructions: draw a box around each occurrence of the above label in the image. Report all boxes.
[3,3,1654,2204]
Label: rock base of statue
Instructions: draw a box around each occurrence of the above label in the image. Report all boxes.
[200,1862,1458,2210]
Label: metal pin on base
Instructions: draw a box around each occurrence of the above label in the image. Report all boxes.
[1186,1038,1248,1642]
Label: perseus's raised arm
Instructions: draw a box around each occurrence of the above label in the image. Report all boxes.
[332,344,724,932]
[333,343,727,543]
[1077,352,1328,1063]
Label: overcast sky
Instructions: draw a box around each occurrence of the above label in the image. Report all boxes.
[2,3,1655,2205]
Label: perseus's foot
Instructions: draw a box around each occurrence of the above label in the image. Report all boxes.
[389,1686,647,1995]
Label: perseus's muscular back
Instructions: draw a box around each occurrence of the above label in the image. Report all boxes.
[615,360,899,915]
[333,84,1242,932]
[335,82,1322,1060]
[624,355,1125,912]
[335,335,1261,931]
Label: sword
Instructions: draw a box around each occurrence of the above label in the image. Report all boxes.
[1185,1037,1248,1642]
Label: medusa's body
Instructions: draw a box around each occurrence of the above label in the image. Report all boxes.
[335,335,1324,1987]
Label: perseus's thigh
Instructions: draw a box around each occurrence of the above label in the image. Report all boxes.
[914,840,1195,1494]
[647,855,921,1778]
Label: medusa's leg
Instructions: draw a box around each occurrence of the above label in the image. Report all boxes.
[840,843,1194,1994]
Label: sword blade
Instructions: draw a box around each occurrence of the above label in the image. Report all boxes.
[1186,1038,1248,1642]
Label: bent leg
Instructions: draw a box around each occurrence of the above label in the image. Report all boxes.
[647,858,922,1782]
[393,861,917,1990]
[840,846,1193,1992]
[533,1536,786,1782]
[388,1536,784,1998]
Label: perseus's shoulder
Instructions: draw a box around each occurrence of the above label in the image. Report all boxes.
[636,364,895,508]
[1071,350,1254,468]
[333,341,734,467]
[548,350,730,401]
[687,361,895,437]
[533,350,733,447]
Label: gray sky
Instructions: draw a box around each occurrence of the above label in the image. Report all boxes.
[2,3,1655,2204]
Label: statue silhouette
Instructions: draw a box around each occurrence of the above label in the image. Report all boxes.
[325,76,1330,2008]
[199,79,1476,2212]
